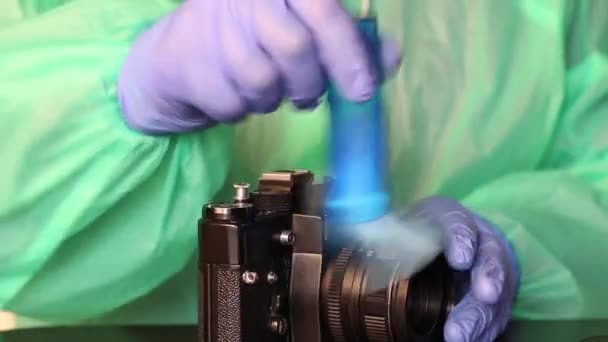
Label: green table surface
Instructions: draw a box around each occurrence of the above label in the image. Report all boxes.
[1,321,608,342]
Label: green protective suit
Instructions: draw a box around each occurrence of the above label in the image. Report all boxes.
[1,0,608,327]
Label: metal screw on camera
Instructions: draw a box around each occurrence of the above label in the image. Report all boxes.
[242,271,258,284]
[274,230,295,246]
[268,317,288,336]
[267,271,278,284]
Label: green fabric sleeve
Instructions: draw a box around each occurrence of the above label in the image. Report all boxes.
[463,1,608,319]
[0,0,234,322]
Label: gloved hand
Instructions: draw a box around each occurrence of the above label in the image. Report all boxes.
[409,197,520,342]
[118,0,402,135]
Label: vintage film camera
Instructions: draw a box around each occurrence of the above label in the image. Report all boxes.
[198,170,465,342]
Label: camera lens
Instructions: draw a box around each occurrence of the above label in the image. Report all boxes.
[406,266,447,336]
[321,243,458,342]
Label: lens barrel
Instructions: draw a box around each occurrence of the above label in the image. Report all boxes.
[321,244,459,342]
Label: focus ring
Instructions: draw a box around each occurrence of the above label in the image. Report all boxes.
[323,247,353,342]
[364,315,389,342]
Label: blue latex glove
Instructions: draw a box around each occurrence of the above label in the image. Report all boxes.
[118,0,401,134]
[409,197,520,342]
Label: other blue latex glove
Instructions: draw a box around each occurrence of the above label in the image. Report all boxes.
[409,197,520,342]
[118,0,401,135]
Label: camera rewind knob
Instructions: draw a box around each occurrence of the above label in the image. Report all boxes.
[233,183,250,202]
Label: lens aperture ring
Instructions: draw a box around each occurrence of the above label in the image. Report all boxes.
[361,257,397,342]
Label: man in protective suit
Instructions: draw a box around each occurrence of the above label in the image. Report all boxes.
[1,1,607,341]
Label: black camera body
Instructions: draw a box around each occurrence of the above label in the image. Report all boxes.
[198,170,462,342]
